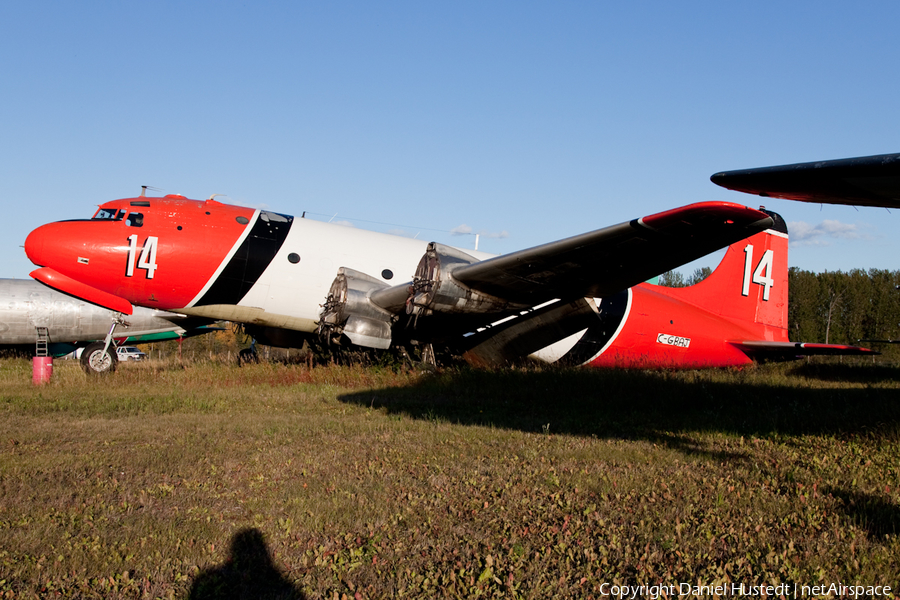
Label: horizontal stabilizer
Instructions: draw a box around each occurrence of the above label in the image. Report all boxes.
[730,340,878,358]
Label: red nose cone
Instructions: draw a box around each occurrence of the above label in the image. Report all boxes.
[25,221,92,272]
[24,223,51,267]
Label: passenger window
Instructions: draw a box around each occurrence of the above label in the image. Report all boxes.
[126,212,144,227]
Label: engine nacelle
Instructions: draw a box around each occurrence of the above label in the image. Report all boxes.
[318,268,396,349]
[406,243,524,319]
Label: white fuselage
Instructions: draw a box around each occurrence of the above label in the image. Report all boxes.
[196,215,493,332]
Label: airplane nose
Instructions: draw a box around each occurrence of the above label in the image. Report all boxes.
[24,225,48,266]
[24,222,62,267]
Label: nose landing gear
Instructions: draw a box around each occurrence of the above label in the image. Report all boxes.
[80,314,129,375]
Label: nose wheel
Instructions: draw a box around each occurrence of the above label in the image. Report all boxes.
[80,341,118,374]
[80,313,129,375]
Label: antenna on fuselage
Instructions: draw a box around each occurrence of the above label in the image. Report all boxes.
[140,185,163,197]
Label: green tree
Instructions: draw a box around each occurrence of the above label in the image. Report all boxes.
[658,270,686,287]
[686,266,712,286]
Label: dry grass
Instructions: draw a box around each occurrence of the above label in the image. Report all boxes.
[0,358,898,598]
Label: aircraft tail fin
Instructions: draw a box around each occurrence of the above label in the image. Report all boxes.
[657,208,790,342]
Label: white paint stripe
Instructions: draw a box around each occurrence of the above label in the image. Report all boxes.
[488,313,518,327]
[474,298,562,335]
[185,209,261,308]
[530,328,588,363]
[531,298,560,311]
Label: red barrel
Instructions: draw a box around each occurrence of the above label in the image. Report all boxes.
[32,356,53,384]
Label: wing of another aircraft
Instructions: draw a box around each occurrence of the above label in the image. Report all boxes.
[710,152,900,208]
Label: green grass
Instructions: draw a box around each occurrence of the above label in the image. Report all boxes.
[0,358,898,598]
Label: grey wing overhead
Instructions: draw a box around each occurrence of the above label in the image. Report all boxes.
[448,201,774,305]
[711,152,900,209]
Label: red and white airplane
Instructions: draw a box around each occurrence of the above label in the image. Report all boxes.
[22,193,873,372]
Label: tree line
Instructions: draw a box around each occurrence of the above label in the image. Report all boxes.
[788,268,900,352]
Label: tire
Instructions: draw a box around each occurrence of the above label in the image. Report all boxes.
[80,342,118,375]
[238,348,259,366]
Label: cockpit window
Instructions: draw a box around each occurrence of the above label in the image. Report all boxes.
[126,212,144,227]
[93,208,126,221]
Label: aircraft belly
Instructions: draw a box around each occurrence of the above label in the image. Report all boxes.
[176,304,318,333]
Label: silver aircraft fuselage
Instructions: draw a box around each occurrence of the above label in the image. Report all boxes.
[0,279,196,355]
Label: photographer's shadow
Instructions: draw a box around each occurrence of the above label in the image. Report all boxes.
[188,528,305,600]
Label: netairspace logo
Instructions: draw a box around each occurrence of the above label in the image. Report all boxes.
[598,582,894,599]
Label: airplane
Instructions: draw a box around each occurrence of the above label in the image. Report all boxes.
[0,278,216,372]
[22,193,874,373]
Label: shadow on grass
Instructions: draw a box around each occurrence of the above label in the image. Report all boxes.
[825,487,900,539]
[337,366,900,457]
[188,528,305,600]
[788,361,900,384]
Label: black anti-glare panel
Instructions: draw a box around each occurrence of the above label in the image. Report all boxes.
[195,211,293,306]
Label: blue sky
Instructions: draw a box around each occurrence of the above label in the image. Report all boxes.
[3,2,900,280]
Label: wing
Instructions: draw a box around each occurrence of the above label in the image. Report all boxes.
[710,153,900,208]
[415,201,774,306]
[325,202,774,349]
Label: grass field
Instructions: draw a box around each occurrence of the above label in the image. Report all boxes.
[0,357,898,599]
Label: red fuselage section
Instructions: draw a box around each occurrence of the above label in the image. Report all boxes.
[25,196,256,310]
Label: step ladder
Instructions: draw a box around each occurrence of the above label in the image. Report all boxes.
[35,327,49,357]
